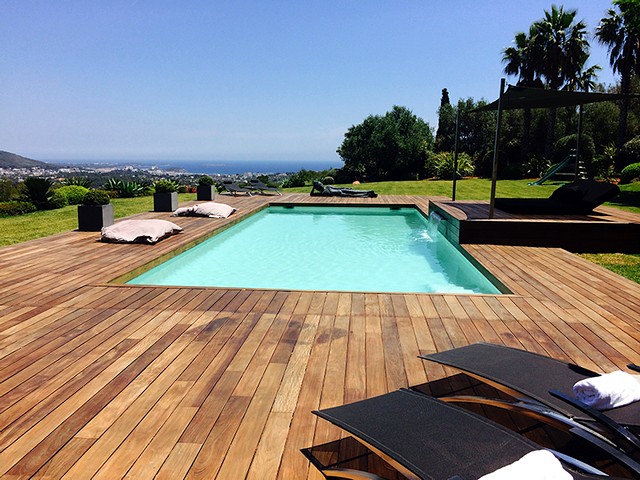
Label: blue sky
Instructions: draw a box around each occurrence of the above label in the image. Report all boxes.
[1,1,619,165]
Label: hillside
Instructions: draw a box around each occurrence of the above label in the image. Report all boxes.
[0,151,50,168]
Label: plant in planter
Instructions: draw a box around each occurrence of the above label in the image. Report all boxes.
[153,179,179,212]
[78,190,114,231]
[196,175,216,201]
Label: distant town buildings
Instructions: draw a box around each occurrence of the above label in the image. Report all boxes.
[0,163,290,186]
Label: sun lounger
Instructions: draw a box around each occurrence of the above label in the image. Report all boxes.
[310,181,377,198]
[303,388,635,479]
[248,179,282,195]
[420,343,640,455]
[494,179,620,215]
[220,180,253,196]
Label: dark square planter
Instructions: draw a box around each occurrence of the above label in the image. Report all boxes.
[154,192,178,212]
[77,204,114,231]
[196,185,216,201]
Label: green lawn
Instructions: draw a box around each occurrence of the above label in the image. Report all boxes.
[579,253,640,284]
[0,193,195,247]
[288,178,640,212]
[286,178,558,199]
[1,180,638,284]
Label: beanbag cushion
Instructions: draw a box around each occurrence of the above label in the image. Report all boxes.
[100,219,182,244]
[172,202,236,218]
[549,183,584,203]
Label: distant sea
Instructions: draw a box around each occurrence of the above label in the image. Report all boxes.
[53,159,339,175]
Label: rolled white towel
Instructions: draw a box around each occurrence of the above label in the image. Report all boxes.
[479,450,571,480]
[573,370,640,410]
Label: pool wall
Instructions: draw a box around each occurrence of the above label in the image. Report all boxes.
[427,204,510,294]
[116,202,509,294]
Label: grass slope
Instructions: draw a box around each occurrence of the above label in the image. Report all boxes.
[0,193,195,246]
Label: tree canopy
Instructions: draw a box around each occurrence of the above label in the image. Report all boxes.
[337,106,433,182]
[596,0,640,152]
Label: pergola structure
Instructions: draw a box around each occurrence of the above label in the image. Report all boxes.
[453,80,639,217]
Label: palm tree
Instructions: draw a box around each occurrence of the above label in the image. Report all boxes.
[595,0,640,155]
[502,26,543,161]
[531,5,592,159]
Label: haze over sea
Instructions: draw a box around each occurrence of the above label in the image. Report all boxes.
[54,159,338,176]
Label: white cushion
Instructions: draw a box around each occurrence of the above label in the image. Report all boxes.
[172,202,236,218]
[101,219,182,245]
[479,450,571,480]
[172,206,193,216]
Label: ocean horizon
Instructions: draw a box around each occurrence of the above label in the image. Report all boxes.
[51,159,340,176]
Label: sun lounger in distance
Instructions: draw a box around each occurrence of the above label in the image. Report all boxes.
[220,180,253,196]
[494,179,620,215]
[248,179,282,195]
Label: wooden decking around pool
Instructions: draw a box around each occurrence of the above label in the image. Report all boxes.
[0,193,639,479]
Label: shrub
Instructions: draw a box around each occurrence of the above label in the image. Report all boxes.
[499,163,524,180]
[198,175,215,186]
[620,136,640,168]
[103,178,122,191]
[154,179,179,193]
[0,179,17,202]
[429,151,474,179]
[63,177,93,188]
[0,201,37,217]
[525,155,551,179]
[103,178,145,198]
[281,169,320,188]
[281,174,306,188]
[82,190,111,205]
[553,134,595,164]
[21,177,53,208]
[591,144,616,181]
[55,185,89,205]
[48,190,69,209]
[620,163,640,184]
[322,176,335,185]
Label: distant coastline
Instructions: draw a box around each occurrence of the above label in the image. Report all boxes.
[49,159,339,176]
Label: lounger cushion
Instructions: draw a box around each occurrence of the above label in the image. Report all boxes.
[479,450,572,479]
[101,219,182,244]
[549,183,584,203]
[495,180,620,215]
[480,450,573,480]
[172,202,236,218]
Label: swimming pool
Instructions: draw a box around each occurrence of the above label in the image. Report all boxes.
[127,206,502,294]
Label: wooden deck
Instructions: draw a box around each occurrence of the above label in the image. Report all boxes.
[0,193,639,479]
[430,199,640,252]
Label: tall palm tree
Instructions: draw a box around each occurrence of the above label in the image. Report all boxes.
[596,0,640,154]
[531,5,591,159]
[502,27,543,160]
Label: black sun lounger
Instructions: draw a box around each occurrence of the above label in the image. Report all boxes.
[247,179,282,195]
[310,181,378,198]
[220,180,253,196]
[421,343,640,454]
[304,389,635,479]
[494,179,620,215]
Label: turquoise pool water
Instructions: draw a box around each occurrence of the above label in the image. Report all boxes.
[128,206,501,294]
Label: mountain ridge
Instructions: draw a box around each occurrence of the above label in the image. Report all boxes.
[0,151,50,168]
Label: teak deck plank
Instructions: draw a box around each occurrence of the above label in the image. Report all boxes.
[0,193,639,478]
